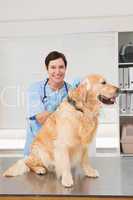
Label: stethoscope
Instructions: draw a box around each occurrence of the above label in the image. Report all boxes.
[29,78,68,120]
[42,78,68,103]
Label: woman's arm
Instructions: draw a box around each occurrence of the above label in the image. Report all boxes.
[36,111,52,125]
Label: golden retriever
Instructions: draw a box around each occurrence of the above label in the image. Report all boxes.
[3,74,119,187]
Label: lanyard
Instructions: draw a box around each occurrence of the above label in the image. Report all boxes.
[42,78,68,103]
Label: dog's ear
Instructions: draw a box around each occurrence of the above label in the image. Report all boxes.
[81,78,91,91]
[69,78,91,103]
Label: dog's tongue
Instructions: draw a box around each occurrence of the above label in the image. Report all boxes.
[110,96,116,102]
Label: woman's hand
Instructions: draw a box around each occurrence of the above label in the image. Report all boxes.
[36,111,52,125]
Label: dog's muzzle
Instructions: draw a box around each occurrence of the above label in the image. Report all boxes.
[98,95,116,105]
[98,87,119,105]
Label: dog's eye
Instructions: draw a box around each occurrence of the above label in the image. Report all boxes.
[101,81,106,85]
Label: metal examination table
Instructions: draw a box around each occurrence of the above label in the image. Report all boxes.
[0,157,133,200]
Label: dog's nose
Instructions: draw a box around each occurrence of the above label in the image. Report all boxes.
[116,87,120,96]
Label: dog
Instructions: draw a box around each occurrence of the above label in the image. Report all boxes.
[3,74,119,187]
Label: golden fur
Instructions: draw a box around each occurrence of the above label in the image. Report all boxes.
[3,74,118,187]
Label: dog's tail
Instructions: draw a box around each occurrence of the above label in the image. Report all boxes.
[3,158,30,177]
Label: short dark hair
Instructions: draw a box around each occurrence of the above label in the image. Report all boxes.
[45,51,67,70]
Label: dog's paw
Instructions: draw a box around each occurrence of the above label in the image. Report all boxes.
[35,167,47,175]
[84,168,99,178]
[61,174,74,187]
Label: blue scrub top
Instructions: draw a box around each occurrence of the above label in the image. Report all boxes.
[24,77,81,156]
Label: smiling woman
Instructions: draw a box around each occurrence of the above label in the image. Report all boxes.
[45,52,67,90]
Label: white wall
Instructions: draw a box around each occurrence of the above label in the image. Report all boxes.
[1,0,132,145]
[0,32,118,128]
[0,0,133,20]
[0,0,133,38]
[1,16,133,38]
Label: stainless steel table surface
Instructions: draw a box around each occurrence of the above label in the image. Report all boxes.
[0,157,133,197]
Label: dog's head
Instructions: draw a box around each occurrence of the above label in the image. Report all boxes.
[80,74,119,105]
[69,74,119,105]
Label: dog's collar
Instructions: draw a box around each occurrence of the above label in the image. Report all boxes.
[67,96,83,113]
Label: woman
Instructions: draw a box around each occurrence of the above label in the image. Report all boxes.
[24,51,72,156]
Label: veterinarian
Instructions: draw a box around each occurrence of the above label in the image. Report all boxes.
[24,51,80,156]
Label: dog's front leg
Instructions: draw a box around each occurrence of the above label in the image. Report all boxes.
[54,146,73,187]
[81,147,99,178]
